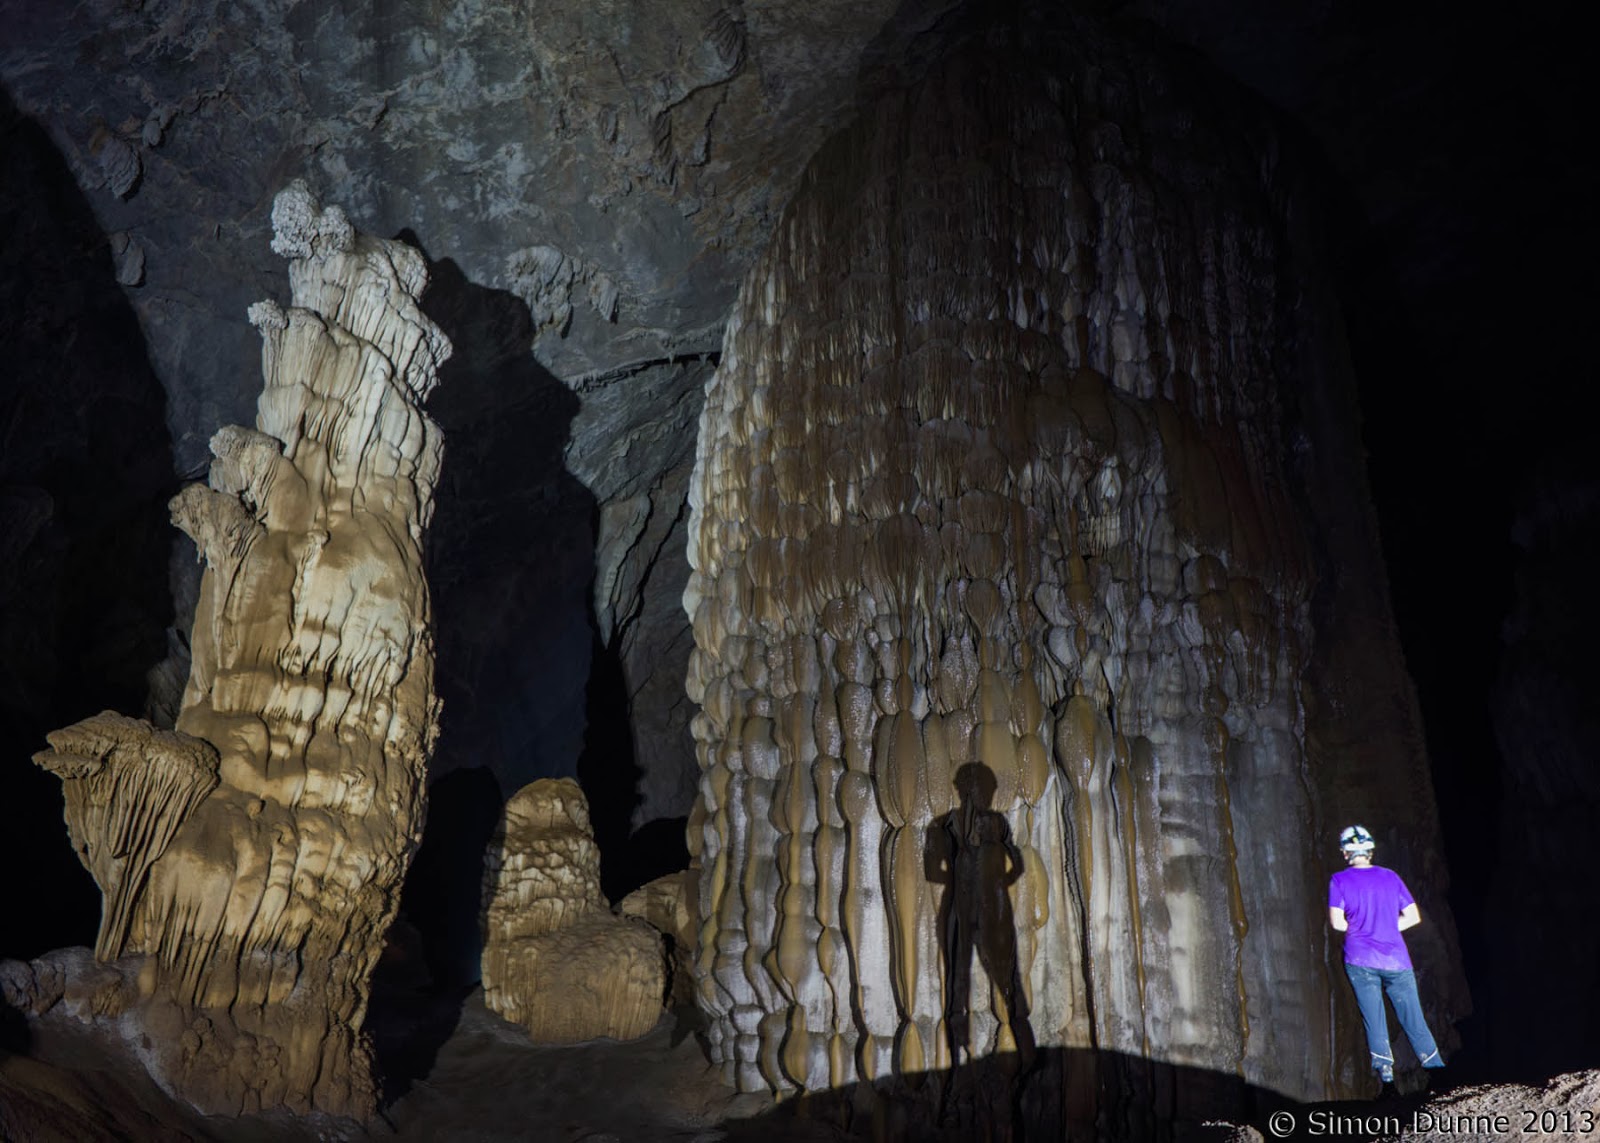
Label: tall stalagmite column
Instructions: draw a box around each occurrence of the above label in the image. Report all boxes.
[34,181,448,1116]
[683,13,1453,1117]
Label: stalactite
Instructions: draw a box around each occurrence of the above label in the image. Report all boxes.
[33,181,447,1117]
[683,20,1348,1113]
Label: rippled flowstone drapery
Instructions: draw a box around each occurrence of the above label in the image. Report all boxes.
[682,11,1458,1120]
[32,182,448,1117]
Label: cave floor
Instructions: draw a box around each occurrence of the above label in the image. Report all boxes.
[2,990,850,1143]
[6,989,1597,1142]
[376,993,787,1142]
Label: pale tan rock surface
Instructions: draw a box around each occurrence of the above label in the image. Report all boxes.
[620,871,699,1007]
[31,714,218,962]
[679,15,1453,1108]
[481,779,666,1043]
[619,871,695,947]
[30,181,449,1117]
[1,984,770,1143]
[1390,1072,1600,1142]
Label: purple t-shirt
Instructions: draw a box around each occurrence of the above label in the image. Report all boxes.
[1328,865,1415,970]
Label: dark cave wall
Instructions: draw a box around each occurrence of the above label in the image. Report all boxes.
[0,89,176,959]
[1490,469,1600,1077]
[1361,163,1600,1083]
[1130,0,1600,1081]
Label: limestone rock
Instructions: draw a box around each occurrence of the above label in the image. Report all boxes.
[0,0,943,845]
[484,915,665,1045]
[1398,1071,1600,1141]
[620,871,698,1007]
[0,955,66,1018]
[619,872,694,946]
[32,713,218,961]
[31,181,448,1117]
[482,779,666,1043]
[681,9,1453,1108]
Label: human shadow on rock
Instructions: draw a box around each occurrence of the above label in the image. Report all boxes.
[926,762,1036,1070]
[0,85,176,963]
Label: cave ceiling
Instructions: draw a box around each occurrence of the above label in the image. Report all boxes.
[0,0,1553,872]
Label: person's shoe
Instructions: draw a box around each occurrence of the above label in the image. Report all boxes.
[1379,1064,1395,1084]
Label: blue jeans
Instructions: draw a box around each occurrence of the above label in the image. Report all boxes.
[1345,963,1444,1071]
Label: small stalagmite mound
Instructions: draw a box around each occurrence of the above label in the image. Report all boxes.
[482,778,667,1043]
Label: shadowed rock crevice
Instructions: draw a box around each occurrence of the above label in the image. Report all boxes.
[579,624,646,903]
[352,242,597,1113]
[400,240,593,986]
[415,243,595,795]
[0,85,175,963]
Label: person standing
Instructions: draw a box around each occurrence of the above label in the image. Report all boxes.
[1328,824,1445,1084]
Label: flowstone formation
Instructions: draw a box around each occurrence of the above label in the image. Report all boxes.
[32,182,448,1117]
[32,714,219,963]
[481,779,666,1043]
[683,13,1455,1118]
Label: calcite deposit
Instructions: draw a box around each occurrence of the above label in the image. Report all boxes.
[682,14,1442,1110]
[33,714,219,963]
[32,182,448,1117]
[621,871,700,1008]
[482,779,666,1043]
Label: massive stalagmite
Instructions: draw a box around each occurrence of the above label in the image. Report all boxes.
[33,182,448,1116]
[683,15,1456,1116]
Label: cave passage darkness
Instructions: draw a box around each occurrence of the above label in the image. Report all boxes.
[1326,2,1597,1081]
[0,86,177,963]
[2,0,1597,1121]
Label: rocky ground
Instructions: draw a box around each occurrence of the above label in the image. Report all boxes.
[1,985,762,1143]
[1203,1073,1600,1143]
[3,967,1595,1143]
[1383,1073,1598,1142]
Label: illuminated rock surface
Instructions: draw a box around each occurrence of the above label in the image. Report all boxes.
[683,9,1461,1113]
[29,182,448,1117]
[1,0,1543,1128]
[32,714,219,962]
[621,870,700,1007]
[481,778,666,1043]
[0,0,923,851]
